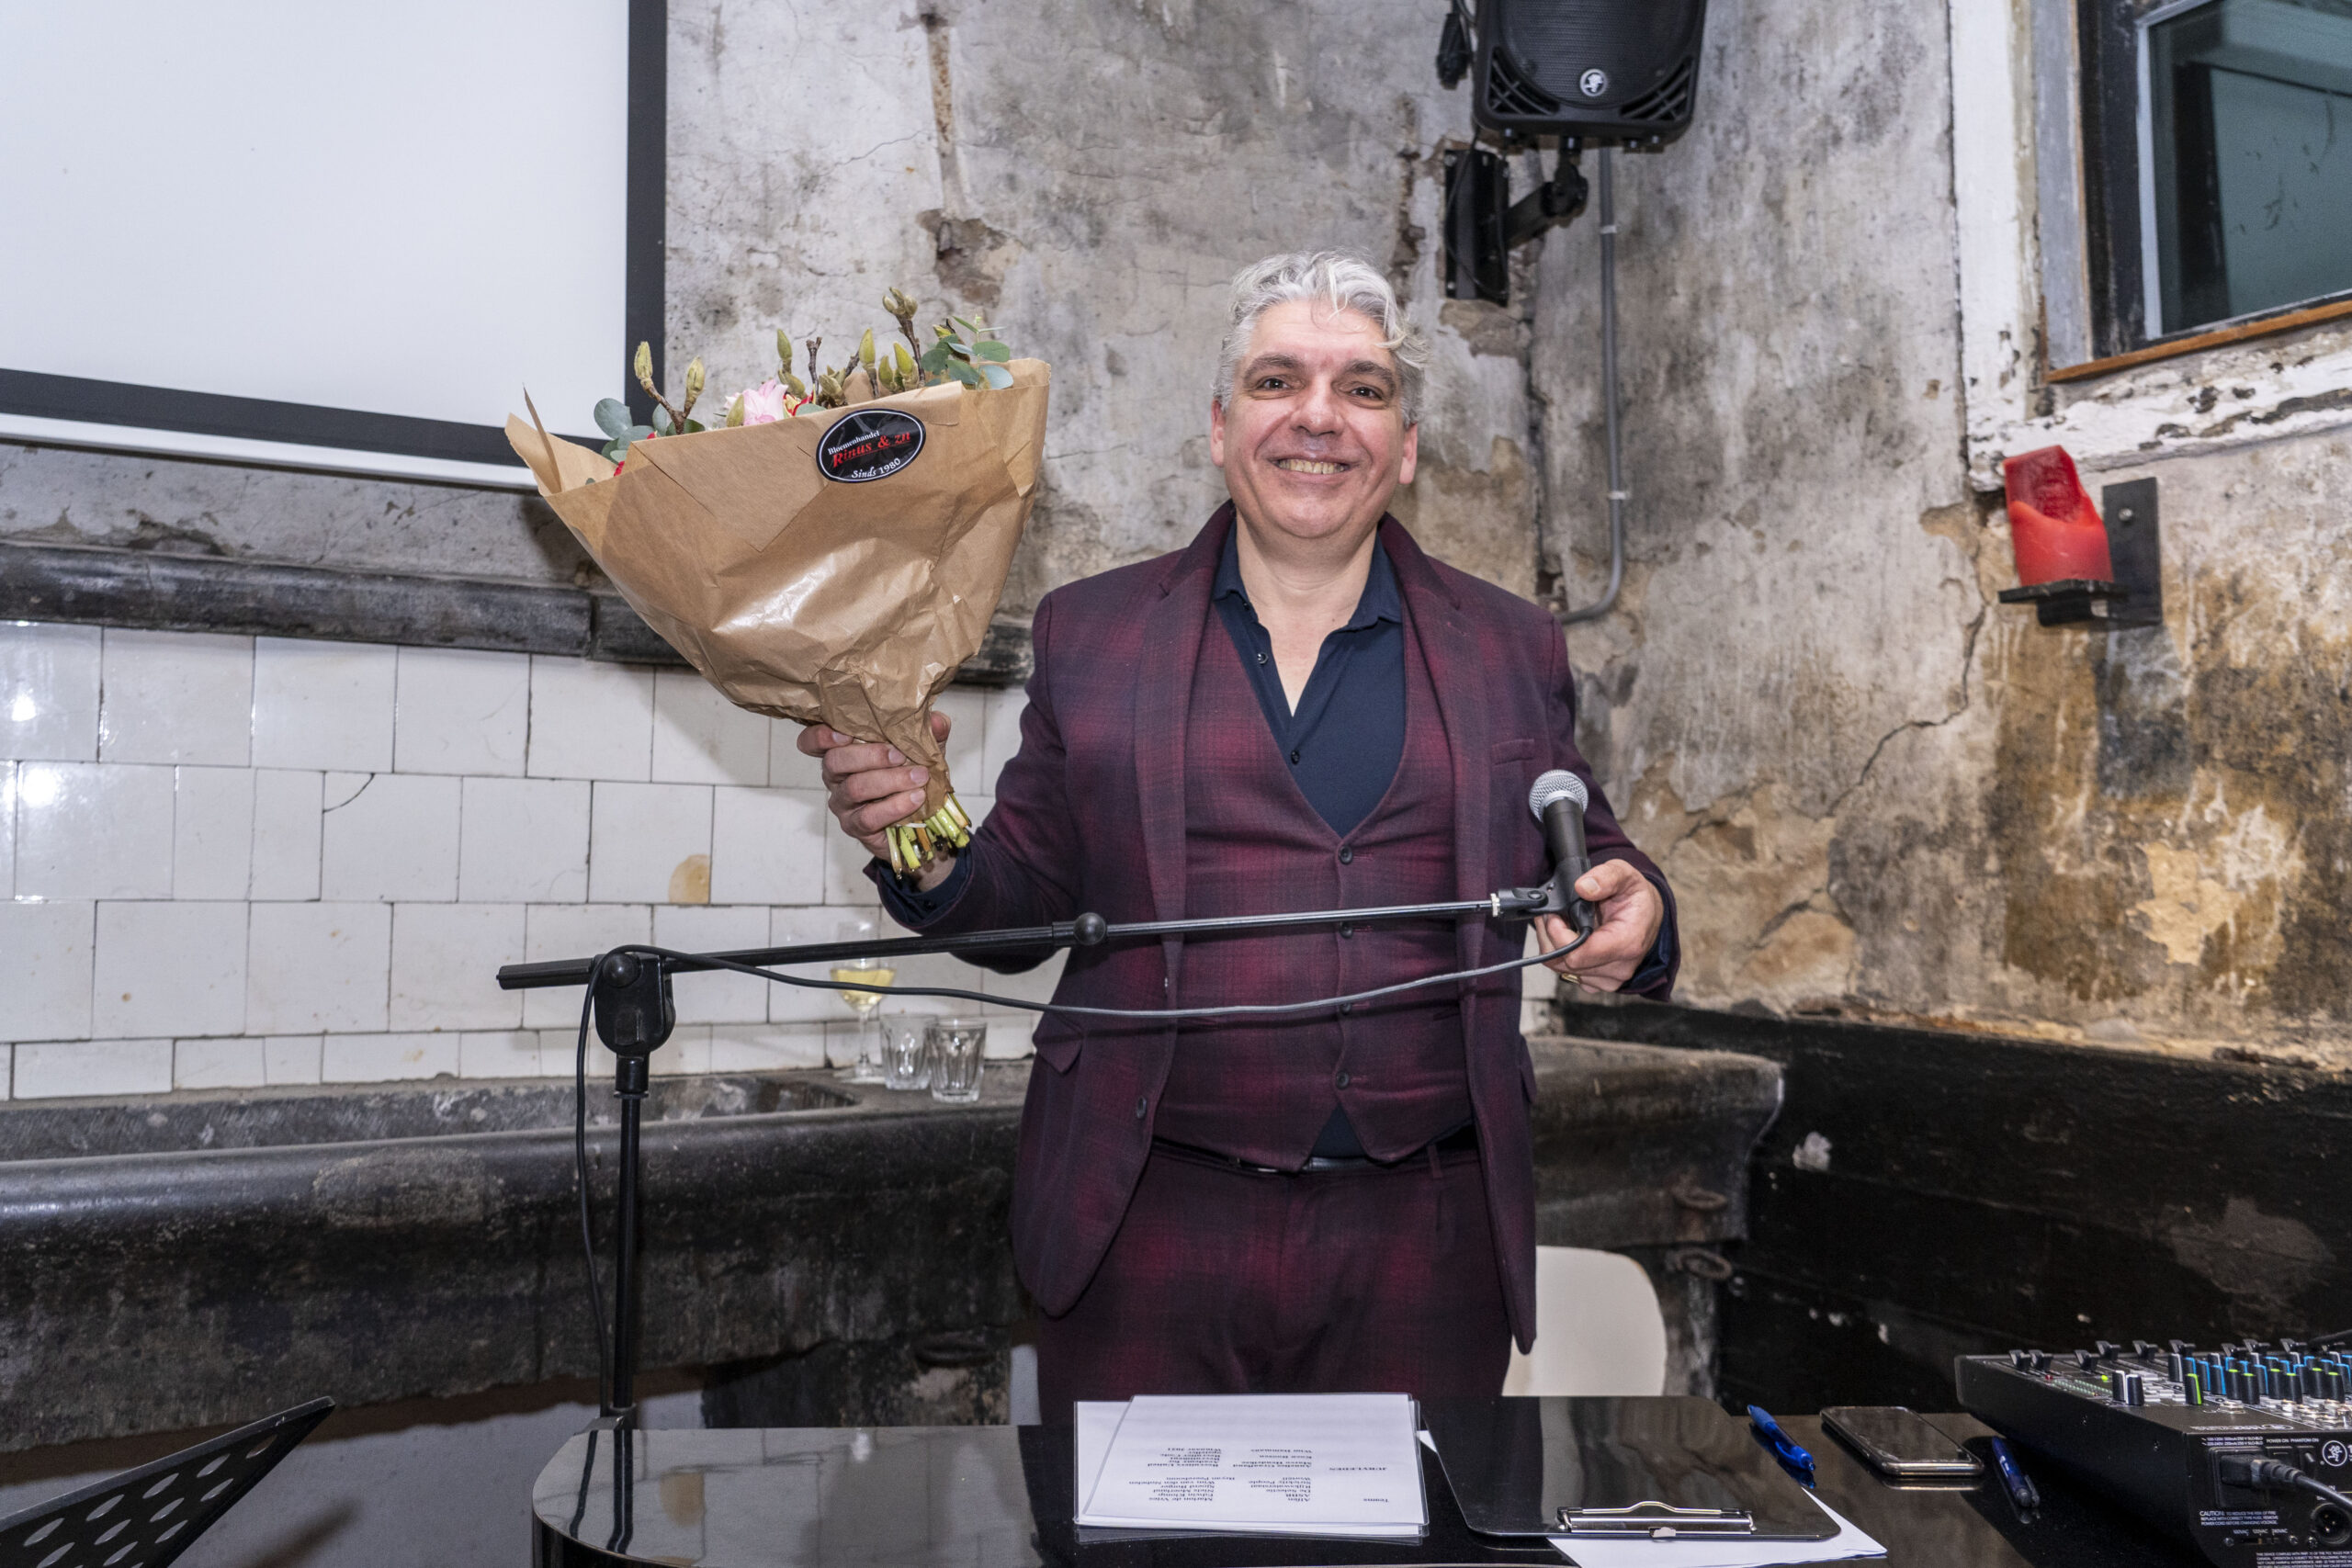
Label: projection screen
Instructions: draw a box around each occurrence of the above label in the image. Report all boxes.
[0,1,652,489]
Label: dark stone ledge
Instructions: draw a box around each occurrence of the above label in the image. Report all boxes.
[1555,998,2352,1414]
[0,541,1035,687]
[0,1037,1780,1450]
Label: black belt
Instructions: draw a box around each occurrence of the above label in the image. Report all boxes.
[1152,1120,1479,1176]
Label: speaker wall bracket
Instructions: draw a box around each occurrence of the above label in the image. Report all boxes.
[1443,145,1587,307]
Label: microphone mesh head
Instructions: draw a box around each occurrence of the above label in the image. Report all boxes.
[1528,769,1589,819]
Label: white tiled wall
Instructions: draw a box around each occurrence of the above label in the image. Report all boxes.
[0,624,1049,1099]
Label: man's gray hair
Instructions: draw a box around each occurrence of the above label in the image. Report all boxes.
[1213,251,1430,427]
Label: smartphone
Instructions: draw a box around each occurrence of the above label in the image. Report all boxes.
[1820,1406,1984,1477]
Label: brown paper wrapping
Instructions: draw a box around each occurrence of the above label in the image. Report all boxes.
[506,361,1049,816]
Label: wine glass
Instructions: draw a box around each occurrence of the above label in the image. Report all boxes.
[831,917,894,1083]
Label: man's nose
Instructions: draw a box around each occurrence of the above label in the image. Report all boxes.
[1291,378,1346,435]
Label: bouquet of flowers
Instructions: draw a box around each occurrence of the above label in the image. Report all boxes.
[507,291,1049,874]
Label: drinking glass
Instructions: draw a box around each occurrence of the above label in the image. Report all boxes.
[880,1012,932,1091]
[926,1017,988,1104]
[831,918,893,1083]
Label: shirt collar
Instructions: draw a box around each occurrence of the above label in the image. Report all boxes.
[1213,523,1402,630]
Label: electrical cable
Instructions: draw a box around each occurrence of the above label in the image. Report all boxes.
[2219,1455,2352,1517]
[1560,144,1625,625]
[567,918,1596,1416]
[590,925,1588,1023]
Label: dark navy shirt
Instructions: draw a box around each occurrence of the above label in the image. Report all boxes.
[1211,528,1407,837]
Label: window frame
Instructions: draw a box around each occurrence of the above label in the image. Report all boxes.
[2075,0,2352,367]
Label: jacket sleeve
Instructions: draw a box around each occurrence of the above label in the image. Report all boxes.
[865,592,1083,972]
[1543,625,1680,999]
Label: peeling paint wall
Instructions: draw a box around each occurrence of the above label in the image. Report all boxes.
[4,0,1533,606]
[665,0,1536,610]
[1534,0,2352,1064]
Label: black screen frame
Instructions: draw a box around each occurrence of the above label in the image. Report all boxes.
[0,0,666,476]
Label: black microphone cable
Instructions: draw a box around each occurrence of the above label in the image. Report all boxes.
[565,921,1596,1397]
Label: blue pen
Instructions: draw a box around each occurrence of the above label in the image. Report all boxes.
[1747,1404,1815,1485]
[1988,1438,2041,1512]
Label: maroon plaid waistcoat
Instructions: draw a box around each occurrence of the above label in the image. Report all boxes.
[1153,595,1471,1165]
[905,505,1679,1350]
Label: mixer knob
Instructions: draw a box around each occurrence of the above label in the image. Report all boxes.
[2011,1349,2030,1369]
[2096,1340,2120,1359]
[2030,1350,2052,1372]
[2117,1372,2144,1405]
[2132,1341,2157,1359]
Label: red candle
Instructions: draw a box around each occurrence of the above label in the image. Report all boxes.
[2003,446,2113,585]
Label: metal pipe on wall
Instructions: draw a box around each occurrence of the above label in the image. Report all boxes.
[1561,146,1626,625]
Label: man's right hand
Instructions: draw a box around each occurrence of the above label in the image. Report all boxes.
[798,712,959,890]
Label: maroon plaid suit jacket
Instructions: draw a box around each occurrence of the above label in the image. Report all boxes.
[910,504,1674,1350]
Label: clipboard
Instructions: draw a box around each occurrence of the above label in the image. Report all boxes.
[1422,1397,1840,1541]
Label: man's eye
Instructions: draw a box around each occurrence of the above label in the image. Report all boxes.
[1254,377,1289,390]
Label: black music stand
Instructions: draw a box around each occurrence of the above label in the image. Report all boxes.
[0,1397,333,1568]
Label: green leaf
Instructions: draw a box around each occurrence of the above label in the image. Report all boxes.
[972,341,1012,363]
[951,315,983,335]
[978,361,1014,389]
[650,406,673,435]
[628,424,655,443]
[918,343,955,373]
[602,436,628,463]
[945,360,983,388]
[594,398,634,439]
[681,418,707,434]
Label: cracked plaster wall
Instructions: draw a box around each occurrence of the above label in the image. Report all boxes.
[1533,0,2352,1066]
[5,0,1533,609]
[666,0,1537,608]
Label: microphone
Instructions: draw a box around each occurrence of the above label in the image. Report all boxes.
[1528,770,1597,934]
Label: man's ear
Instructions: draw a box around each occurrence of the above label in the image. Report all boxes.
[1397,420,1419,486]
[1208,398,1227,469]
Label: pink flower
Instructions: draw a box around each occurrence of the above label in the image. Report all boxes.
[735,379,791,425]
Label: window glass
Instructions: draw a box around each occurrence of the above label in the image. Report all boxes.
[2145,0,2352,333]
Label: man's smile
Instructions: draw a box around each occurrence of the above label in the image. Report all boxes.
[1272,457,1349,474]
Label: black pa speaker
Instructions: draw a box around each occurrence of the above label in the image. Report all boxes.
[1471,0,1708,144]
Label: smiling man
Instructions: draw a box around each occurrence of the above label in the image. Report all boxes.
[801,252,1677,1416]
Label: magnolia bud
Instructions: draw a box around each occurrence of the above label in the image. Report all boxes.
[725,394,745,427]
[682,357,706,415]
[784,370,808,400]
[858,329,876,371]
[776,328,793,369]
[893,342,917,383]
[633,342,655,394]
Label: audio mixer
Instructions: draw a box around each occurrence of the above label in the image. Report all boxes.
[1958,1340,2352,1567]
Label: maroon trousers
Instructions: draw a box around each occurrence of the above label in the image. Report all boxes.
[1034,1142,1513,1422]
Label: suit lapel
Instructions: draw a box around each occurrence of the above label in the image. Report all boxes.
[1385,520,1489,977]
[1133,506,1230,937]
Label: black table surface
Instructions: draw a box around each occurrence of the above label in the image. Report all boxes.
[532,1412,2208,1567]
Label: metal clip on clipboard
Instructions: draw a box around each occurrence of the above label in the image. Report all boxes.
[1561,1498,1758,1537]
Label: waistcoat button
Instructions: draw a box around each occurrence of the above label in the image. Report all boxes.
[1135,1097,1148,1119]
[1335,1071,1351,1089]
[1338,846,1353,864]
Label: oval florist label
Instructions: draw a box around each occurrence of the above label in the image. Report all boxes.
[816,408,926,482]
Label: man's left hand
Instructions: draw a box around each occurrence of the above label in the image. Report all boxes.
[1536,860,1665,993]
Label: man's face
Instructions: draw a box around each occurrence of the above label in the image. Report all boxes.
[1209,298,1418,553]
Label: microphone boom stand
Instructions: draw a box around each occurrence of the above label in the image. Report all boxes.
[496,877,1581,1427]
